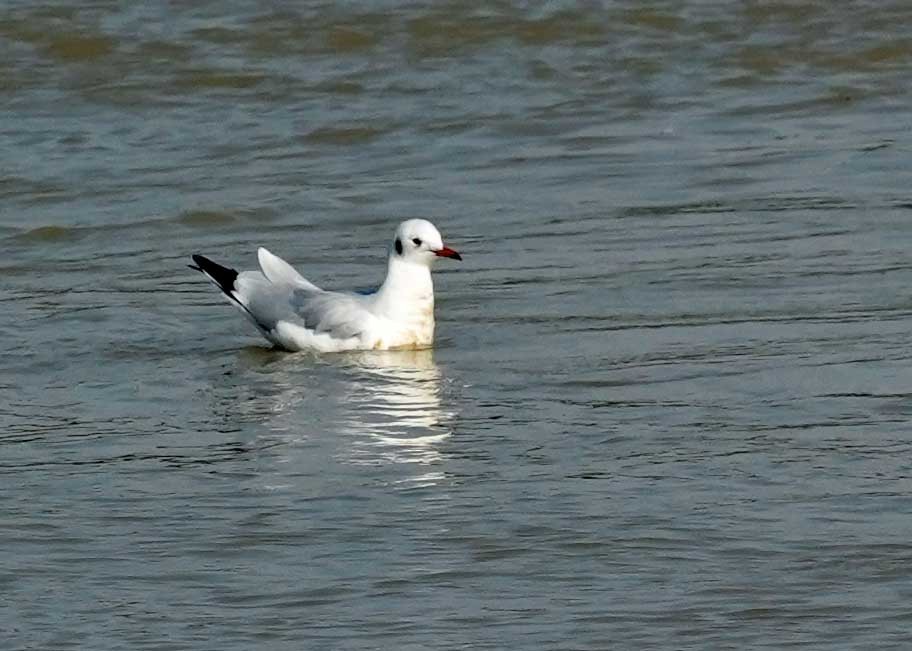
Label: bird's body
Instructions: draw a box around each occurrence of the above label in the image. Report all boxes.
[191,219,461,353]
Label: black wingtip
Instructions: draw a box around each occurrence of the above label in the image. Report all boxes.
[190,254,239,296]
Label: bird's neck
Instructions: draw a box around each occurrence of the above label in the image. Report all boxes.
[374,257,435,320]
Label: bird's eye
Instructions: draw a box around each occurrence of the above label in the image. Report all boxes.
[412,238,422,246]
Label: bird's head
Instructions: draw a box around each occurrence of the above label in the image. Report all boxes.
[390,219,461,266]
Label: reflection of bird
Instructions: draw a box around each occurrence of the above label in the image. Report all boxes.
[203,348,455,487]
[190,219,461,352]
[341,349,452,468]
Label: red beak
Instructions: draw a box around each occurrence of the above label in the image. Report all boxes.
[434,246,462,261]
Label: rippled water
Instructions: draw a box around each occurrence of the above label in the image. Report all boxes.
[4,2,912,649]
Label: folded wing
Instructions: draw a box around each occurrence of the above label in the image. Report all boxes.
[287,290,376,341]
[195,248,379,351]
[245,252,378,350]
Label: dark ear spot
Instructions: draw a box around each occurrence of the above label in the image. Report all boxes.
[395,238,403,255]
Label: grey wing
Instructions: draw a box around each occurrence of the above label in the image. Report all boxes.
[288,289,377,340]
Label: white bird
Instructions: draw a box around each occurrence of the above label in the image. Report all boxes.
[190,219,462,352]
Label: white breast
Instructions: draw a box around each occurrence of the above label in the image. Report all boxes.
[370,298,435,350]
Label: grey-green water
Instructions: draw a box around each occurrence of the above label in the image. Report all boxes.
[3,2,912,649]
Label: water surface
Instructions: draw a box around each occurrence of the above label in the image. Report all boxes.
[3,2,912,649]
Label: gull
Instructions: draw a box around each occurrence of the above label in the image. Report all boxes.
[190,219,462,352]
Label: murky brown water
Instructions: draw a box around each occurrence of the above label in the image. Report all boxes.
[3,2,912,649]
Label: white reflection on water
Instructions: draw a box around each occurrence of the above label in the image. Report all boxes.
[339,349,453,479]
[223,347,454,487]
